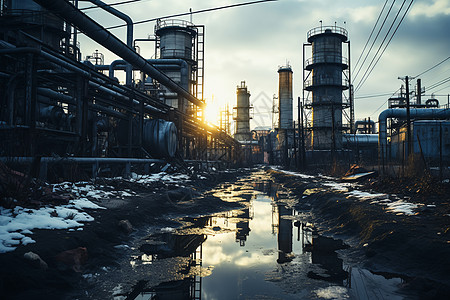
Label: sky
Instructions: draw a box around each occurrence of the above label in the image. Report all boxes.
[76,0,450,130]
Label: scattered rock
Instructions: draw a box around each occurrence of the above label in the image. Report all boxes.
[118,219,133,234]
[23,251,48,270]
[55,247,88,272]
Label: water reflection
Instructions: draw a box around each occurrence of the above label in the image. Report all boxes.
[131,172,406,300]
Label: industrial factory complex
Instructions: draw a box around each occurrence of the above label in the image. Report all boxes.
[1,1,450,299]
[0,0,448,178]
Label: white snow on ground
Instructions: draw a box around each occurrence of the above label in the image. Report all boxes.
[272,166,421,216]
[0,198,102,253]
[346,190,387,200]
[0,171,193,253]
[346,190,418,215]
[270,167,315,179]
[322,181,352,192]
[384,200,418,216]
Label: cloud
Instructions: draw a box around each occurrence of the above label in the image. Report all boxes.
[347,5,380,24]
[410,0,450,18]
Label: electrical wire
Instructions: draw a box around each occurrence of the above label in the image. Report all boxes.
[355,0,409,91]
[104,0,278,31]
[353,0,396,82]
[414,56,450,78]
[355,0,414,92]
[427,76,450,91]
[432,84,450,94]
[367,88,401,117]
[353,0,389,72]
[355,92,397,99]
[79,0,148,11]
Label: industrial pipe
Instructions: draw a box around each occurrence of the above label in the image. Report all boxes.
[33,0,205,108]
[37,87,76,105]
[0,47,91,78]
[86,0,133,86]
[342,134,378,147]
[378,108,450,161]
[102,59,189,90]
[0,157,164,164]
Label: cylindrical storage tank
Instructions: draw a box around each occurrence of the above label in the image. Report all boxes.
[5,0,65,50]
[278,65,293,130]
[155,19,197,61]
[234,81,251,142]
[305,26,348,150]
[117,119,177,158]
[143,119,177,158]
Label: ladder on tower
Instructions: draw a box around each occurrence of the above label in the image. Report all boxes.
[196,25,205,103]
[190,244,202,300]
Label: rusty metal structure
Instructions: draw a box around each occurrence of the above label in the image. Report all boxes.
[277,65,293,166]
[0,0,241,179]
[303,25,351,151]
[233,81,252,142]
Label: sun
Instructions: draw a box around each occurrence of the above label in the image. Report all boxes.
[203,100,221,126]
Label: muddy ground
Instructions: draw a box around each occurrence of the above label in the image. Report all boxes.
[0,169,251,299]
[1,166,450,299]
[268,169,450,299]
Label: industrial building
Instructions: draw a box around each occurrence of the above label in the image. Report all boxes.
[0,0,241,179]
[0,0,448,178]
[303,25,351,151]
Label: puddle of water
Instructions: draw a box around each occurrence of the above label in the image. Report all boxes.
[130,172,409,300]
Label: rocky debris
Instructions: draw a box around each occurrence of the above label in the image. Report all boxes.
[118,219,133,234]
[55,247,88,273]
[23,251,48,270]
[0,162,70,208]
[165,187,199,203]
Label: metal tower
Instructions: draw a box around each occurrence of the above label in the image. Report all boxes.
[303,25,350,150]
[233,81,252,142]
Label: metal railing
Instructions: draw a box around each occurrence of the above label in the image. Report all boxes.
[155,19,195,31]
[304,77,349,89]
[160,48,195,60]
[3,9,62,28]
[307,26,348,39]
[305,54,348,67]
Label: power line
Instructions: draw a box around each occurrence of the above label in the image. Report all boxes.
[353,0,389,72]
[355,0,408,91]
[414,56,450,78]
[427,76,450,91]
[355,92,396,99]
[104,0,277,31]
[353,0,396,82]
[368,88,401,117]
[80,0,147,11]
[355,0,414,92]
[432,85,450,94]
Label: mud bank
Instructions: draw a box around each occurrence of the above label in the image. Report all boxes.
[0,169,251,299]
[268,168,450,299]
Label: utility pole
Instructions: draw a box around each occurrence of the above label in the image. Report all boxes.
[300,99,306,169]
[417,78,422,106]
[297,96,301,169]
[406,76,411,157]
[399,76,412,158]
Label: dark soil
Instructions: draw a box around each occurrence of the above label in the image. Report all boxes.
[268,168,450,299]
[0,169,251,300]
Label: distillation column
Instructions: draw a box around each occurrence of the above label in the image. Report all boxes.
[234,81,252,142]
[154,19,197,113]
[278,65,293,164]
[304,26,349,150]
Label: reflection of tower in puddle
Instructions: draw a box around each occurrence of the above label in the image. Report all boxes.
[236,206,251,246]
[253,180,276,196]
[133,217,207,300]
[277,204,293,263]
[305,234,349,285]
